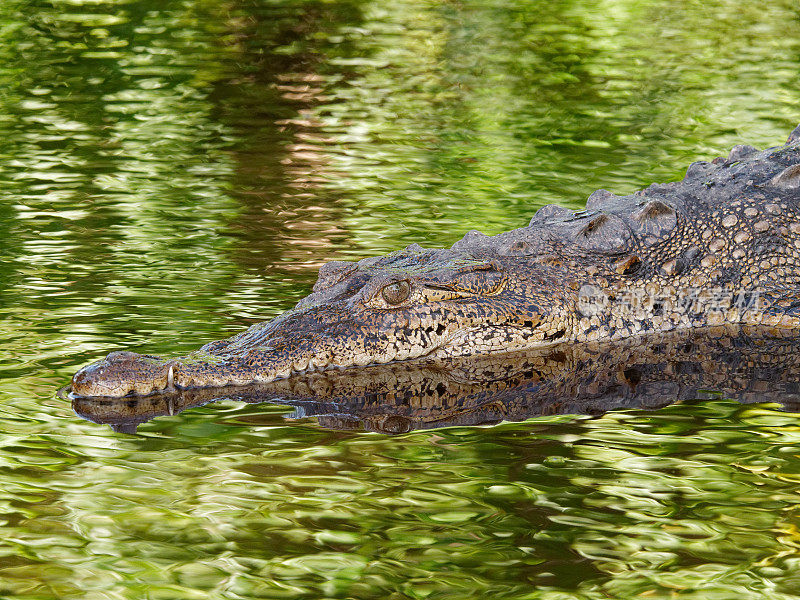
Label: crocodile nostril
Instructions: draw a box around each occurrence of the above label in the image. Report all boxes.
[71,369,89,387]
[106,351,141,362]
[70,364,106,397]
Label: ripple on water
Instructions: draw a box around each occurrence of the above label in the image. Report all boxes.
[1,0,800,598]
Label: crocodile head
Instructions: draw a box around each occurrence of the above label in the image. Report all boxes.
[70,245,571,397]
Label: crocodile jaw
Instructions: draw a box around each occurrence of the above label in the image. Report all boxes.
[69,340,446,398]
[71,352,180,397]
[70,311,466,398]
[69,312,555,398]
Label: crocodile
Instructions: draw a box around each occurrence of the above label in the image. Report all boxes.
[72,326,800,433]
[70,124,800,398]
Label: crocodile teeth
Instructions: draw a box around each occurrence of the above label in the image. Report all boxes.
[308,358,326,371]
[167,365,174,390]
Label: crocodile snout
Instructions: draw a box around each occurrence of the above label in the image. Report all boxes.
[71,351,177,398]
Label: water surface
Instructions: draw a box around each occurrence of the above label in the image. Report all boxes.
[2,0,800,598]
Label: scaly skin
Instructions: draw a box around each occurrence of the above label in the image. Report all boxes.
[71,125,800,398]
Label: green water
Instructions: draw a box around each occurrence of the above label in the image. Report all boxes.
[2,0,800,597]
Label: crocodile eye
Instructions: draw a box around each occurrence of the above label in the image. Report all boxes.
[381,281,411,305]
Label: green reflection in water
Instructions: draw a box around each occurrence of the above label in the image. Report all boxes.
[0,0,800,597]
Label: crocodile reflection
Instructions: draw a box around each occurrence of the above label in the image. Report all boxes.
[71,326,800,434]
